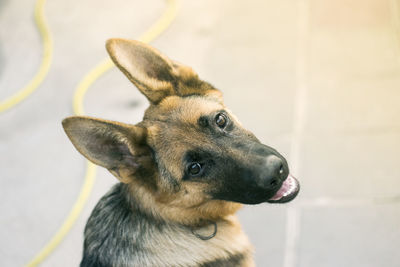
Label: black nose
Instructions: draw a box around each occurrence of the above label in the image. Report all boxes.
[264,155,286,187]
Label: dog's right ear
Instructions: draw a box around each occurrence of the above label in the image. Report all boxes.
[106,38,221,104]
[62,116,153,184]
[106,38,177,104]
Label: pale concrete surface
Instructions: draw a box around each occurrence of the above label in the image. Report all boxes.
[1,0,400,266]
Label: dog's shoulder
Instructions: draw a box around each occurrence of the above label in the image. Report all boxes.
[81,183,162,266]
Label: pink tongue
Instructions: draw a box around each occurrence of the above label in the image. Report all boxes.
[269,174,295,200]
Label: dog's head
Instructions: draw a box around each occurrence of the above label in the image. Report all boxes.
[63,39,299,223]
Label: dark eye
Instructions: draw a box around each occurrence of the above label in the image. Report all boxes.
[188,162,202,176]
[215,113,227,128]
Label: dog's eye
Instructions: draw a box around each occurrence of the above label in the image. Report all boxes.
[188,162,202,176]
[215,113,227,128]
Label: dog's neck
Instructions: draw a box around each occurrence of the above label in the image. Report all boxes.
[124,179,243,226]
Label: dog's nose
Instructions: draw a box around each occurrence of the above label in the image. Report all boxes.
[263,155,287,187]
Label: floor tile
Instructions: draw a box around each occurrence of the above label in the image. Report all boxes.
[298,132,400,199]
[298,204,400,267]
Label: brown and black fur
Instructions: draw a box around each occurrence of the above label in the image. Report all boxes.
[63,39,297,267]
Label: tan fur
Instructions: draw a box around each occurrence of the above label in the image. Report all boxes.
[127,176,242,225]
[136,215,253,266]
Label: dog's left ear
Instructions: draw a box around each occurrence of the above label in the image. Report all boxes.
[62,116,154,184]
[106,38,220,104]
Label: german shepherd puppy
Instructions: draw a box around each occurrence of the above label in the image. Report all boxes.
[63,39,300,267]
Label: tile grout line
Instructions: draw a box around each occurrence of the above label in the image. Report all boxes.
[297,196,400,207]
[389,0,400,66]
[283,207,302,267]
[282,0,309,267]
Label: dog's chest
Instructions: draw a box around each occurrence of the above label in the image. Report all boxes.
[140,218,253,267]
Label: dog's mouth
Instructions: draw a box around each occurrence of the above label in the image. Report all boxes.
[267,174,300,203]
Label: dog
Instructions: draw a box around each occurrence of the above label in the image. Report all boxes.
[62,39,300,267]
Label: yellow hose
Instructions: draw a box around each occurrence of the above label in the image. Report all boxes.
[0,0,53,113]
[26,0,179,266]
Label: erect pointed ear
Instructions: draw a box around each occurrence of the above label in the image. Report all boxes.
[62,116,154,184]
[106,38,221,103]
[106,38,177,104]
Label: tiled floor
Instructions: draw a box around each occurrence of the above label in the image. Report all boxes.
[1,0,400,266]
